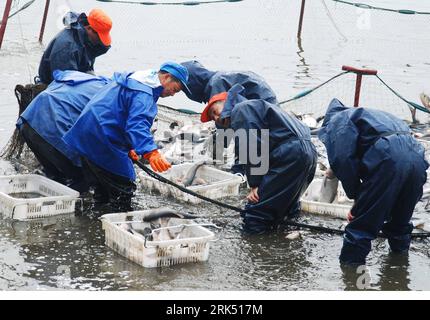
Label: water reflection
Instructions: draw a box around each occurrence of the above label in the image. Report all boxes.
[378,252,410,291]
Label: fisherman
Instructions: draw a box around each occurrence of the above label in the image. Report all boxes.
[181,60,278,174]
[200,85,317,234]
[318,98,429,265]
[63,62,190,211]
[17,70,111,192]
[38,9,112,85]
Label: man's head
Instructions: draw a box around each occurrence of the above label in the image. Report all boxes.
[158,62,191,98]
[201,92,230,128]
[84,9,112,47]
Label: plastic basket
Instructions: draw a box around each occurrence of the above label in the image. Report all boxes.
[100,210,216,268]
[301,178,353,219]
[0,174,80,220]
[139,163,244,204]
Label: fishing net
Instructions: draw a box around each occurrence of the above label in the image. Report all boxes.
[305,0,430,46]
[0,83,47,160]
[281,70,430,124]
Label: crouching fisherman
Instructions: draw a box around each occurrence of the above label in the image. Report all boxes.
[318,98,429,265]
[63,62,190,211]
[200,85,317,234]
[17,70,112,192]
[181,60,279,175]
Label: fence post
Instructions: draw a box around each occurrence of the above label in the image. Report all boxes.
[39,0,50,43]
[297,0,306,38]
[342,65,378,107]
[0,0,14,49]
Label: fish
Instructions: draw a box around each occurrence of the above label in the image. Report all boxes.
[420,93,430,110]
[413,220,430,232]
[319,176,339,203]
[120,223,147,241]
[142,208,200,222]
[301,114,318,129]
[285,231,301,240]
[182,160,212,187]
[409,107,419,125]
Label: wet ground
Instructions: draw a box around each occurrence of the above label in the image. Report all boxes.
[0,0,429,291]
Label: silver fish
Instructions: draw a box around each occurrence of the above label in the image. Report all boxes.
[319,176,339,203]
[142,208,199,222]
[182,160,211,187]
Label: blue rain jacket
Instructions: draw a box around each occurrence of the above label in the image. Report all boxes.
[63,72,163,180]
[318,98,429,264]
[18,70,111,167]
[227,92,317,234]
[38,12,110,84]
[181,60,278,112]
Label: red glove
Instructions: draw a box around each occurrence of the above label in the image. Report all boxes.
[128,150,139,162]
[143,149,171,173]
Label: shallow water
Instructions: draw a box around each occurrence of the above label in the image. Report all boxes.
[0,0,429,291]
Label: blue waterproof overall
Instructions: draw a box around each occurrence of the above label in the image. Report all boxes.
[319,99,429,264]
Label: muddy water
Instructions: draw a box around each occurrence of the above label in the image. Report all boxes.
[0,0,429,291]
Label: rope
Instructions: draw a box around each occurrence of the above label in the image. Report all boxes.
[279,71,349,105]
[330,0,430,15]
[279,71,429,114]
[376,75,430,114]
[0,0,36,24]
[136,160,430,238]
[96,0,243,6]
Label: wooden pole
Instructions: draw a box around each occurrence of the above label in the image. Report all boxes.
[39,0,50,43]
[297,0,306,38]
[0,0,14,49]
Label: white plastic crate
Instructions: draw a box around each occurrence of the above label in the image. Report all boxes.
[100,210,216,268]
[301,178,353,219]
[0,174,80,220]
[139,163,244,204]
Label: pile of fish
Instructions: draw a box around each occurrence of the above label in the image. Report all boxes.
[173,159,213,187]
[119,208,201,242]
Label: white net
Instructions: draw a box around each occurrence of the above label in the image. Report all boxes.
[282,71,430,124]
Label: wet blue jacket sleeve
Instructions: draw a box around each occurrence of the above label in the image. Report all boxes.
[126,93,158,156]
[323,113,360,199]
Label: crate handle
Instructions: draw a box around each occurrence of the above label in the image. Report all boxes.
[234,173,247,183]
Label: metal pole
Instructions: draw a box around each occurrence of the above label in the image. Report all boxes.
[353,74,362,107]
[297,0,306,38]
[39,0,50,43]
[0,0,14,49]
[342,66,378,107]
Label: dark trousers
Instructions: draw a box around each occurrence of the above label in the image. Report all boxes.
[340,139,428,265]
[242,140,317,234]
[20,122,87,192]
[81,157,136,212]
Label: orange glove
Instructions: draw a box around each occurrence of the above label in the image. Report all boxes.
[128,150,139,162]
[143,149,171,173]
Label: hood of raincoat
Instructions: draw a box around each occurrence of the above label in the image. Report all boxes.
[181,60,216,103]
[318,98,350,144]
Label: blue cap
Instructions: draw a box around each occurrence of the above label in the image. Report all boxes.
[159,61,191,95]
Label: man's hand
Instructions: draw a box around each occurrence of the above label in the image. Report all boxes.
[143,149,171,173]
[247,187,260,204]
[347,211,355,222]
